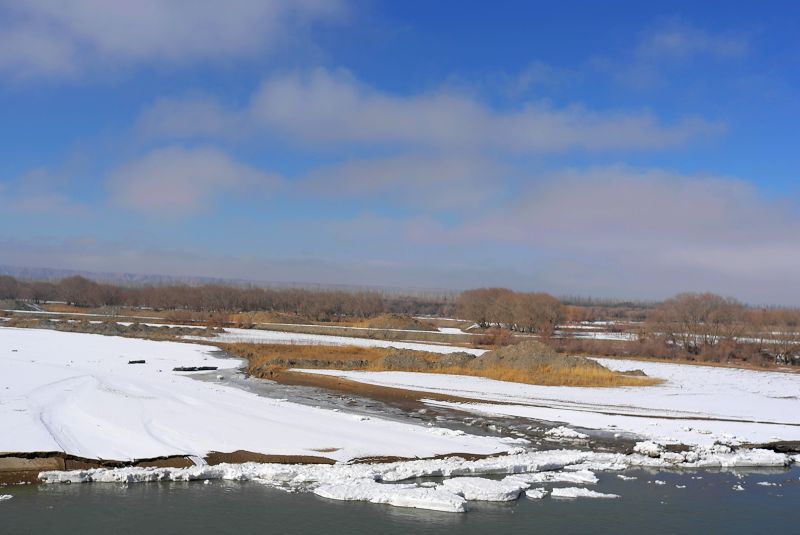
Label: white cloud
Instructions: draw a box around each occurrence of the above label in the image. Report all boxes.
[142,67,723,152]
[458,166,793,249]
[423,165,800,299]
[251,68,722,151]
[107,145,282,214]
[0,0,345,77]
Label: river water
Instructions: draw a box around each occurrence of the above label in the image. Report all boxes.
[4,468,798,534]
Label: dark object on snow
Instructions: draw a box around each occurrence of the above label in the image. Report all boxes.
[128,360,146,364]
[172,366,218,372]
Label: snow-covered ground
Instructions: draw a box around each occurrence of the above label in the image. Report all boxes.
[252,321,471,336]
[0,327,511,461]
[296,358,800,447]
[437,327,468,334]
[187,327,486,355]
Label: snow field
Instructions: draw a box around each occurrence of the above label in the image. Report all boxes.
[187,327,486,355]
[0,327,510,461]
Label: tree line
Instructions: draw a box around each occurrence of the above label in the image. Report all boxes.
[645,292,800,364]
[2,276,798,364]
[0,275,455,321]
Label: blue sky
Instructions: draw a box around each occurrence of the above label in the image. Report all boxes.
[1,0,799,303]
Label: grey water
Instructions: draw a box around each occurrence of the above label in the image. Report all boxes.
[4,468,799,534]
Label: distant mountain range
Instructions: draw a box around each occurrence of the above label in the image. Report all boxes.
[0,265,456,296]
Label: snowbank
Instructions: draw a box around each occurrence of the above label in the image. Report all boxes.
[0,327,509,461]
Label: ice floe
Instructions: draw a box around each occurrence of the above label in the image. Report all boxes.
[314,479,468,512]
[545,426,589,440]
[551,487,620,499]
[508,469,598,485]
[441,477,527,501]
[523,488,548,499]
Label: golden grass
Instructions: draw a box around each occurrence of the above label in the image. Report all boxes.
[41,303,175,319]
[223,343,388,373]
[427,365,662,387]
[224,343,661,388]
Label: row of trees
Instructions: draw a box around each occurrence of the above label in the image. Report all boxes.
[458,288,565,336]
[646,292,800,363]
[0,275,456,321]
[2,275,798,364]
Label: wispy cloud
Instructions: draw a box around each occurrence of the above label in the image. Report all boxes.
[0,167,86,215]
[594,20,750,89]
[637,21,749,61]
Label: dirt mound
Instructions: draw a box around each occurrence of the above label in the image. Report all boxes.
[376,349,475,370]
[470,340,606,371]
[4,318,212,339]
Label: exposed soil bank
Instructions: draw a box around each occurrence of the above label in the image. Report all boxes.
[0,447,509,486]
[0,450,341,486]
[0,452,194,485]
[270,369,498,410]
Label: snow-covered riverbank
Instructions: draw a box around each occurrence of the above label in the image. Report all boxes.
[296,358,800,447]
[0,327,510,461]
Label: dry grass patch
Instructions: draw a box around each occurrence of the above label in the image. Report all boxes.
[429,365,661,387]
[225,342,661,388]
